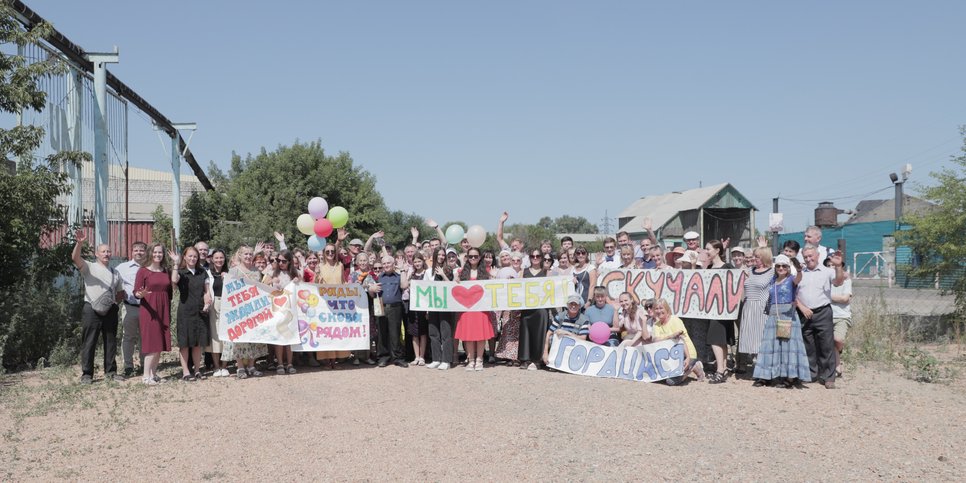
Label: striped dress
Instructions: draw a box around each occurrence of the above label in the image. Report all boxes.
[738,267,773,354]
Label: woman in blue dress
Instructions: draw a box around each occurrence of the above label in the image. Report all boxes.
[753,254,812,388]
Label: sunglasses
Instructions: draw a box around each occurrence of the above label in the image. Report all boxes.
[604,246,616,250]
[530,254,542,259]
[543,257,553,262]
[374,265,383,269]
[467,255,480,259]
[323,250,335,255]
[270,258,278,263]
[278,259,290,263]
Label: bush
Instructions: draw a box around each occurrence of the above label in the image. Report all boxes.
[0,276,83,370]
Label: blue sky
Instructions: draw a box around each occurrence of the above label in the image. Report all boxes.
[24,1,966,234]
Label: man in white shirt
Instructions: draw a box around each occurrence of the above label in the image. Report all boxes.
[828,255,853,378]
[72,230,125,384]
[796,245,846,389]
[796,226,830,265]
[116,241,147,377]
[595,237,621,272]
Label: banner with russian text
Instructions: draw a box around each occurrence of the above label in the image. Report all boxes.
[218,276,299,345]
[290,283,370,352]
[409,276,572,312]
[597,269,746,319]
[546,335,686,383]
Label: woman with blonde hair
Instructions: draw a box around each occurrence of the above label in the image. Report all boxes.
[650,299,706,385]
[738,247,775,364]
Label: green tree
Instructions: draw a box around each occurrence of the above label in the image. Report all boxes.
[180,192,213,246]
[152,205,174,247]
[206,142,392,251]
[0,5,88,369]
[896,126,966,317]
[552,215,599,234]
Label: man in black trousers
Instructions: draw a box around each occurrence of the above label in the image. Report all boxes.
[796,246,846,389]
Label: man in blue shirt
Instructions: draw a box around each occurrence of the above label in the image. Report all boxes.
[584,286,619,346]
[370,255,411,368]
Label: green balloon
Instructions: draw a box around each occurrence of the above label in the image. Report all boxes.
[327,206,349,229]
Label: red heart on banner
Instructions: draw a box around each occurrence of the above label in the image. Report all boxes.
[273,296,288,307]
[452,285,484,309]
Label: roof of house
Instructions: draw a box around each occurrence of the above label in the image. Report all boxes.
[617,183,756,235]
[845,195,935,224]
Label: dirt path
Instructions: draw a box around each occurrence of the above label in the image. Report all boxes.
[1,362,964,481]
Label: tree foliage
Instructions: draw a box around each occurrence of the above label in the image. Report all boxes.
[201,142,393,252]
[0,6,88,369]
[896,126,966,316]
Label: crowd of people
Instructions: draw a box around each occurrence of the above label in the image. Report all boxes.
[73,214,852,389]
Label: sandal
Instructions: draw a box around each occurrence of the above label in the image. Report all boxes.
[194,371,207,380]
[237,369,248,380]
[182,374,195,382]
[752,379,766,387]
[287,365,296,375]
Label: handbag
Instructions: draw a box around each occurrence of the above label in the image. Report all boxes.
[772,281,791,339]
[372,295,385,317]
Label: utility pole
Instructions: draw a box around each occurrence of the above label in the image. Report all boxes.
[772,197,780,255]
[85,47,119,247]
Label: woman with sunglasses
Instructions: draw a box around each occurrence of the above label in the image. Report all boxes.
[262,250,301,375]
[316,243,352,369]
[753,254,809,388]
[572,247,596,309]
[453,248,495,371]
[425,248,458,370]
[518,249,550,371]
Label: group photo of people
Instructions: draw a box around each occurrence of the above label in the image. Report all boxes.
[73,211,853,390]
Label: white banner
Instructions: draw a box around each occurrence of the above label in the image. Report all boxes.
[409,276,572,312]
[597,269,746,319]
[218,276,299,345]
[290,283,370,352]
[546,334,686,383]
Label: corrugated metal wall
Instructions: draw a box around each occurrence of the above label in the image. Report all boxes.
[41,222,155,259]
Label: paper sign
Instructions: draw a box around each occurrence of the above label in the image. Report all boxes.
[290,283,370,352]
[219,276,299,345]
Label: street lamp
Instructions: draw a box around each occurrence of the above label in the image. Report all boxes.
[890,164,911,229]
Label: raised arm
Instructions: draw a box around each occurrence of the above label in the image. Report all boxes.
[641,217,658,245]
[364,230,384,253]
[71,229,87,271]
[425,218,446,244]
[496,211,510,249]
[169,250,181,285]
[410,226,420,246]
[274,231,288,251]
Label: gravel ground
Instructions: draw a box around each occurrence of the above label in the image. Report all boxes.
[1,361,965,481]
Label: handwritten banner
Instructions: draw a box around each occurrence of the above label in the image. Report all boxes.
[547,335,686,383]
[219,276,299,345]
[290,283,370,352]
[409,276,572,312]
[598,269,746,319]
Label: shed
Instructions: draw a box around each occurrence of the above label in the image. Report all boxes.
[617,183,758,247]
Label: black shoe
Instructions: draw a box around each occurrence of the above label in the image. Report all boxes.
[708,372,728,384]
[377,359,389,368]
[79,375,93,385]
[123,367,134,377]
[108,373,126,382]
[752,379,766,387]
[393,360,409,368]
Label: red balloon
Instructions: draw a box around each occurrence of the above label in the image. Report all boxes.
[314,218,334,238]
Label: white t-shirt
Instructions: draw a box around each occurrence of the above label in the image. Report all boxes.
[831,277,852,319]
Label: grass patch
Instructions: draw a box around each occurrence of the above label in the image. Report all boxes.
[845,290,962,383]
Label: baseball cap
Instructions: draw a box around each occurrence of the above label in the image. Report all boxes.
[730,246,746,254]
[683,231,699,240]
[445,247,458,257]
[349,238,364,246]
[566,294,583,306]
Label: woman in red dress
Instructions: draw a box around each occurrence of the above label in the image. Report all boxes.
[134,243,173,385]
[453,247,494,371]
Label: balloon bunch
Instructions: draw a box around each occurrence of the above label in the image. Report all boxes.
[296,197,349,251]
[444,223,488,247]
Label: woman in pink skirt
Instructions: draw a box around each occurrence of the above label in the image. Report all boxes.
[454,247,494,371]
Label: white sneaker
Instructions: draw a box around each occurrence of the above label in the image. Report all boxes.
[212,369,222,377]
[426,361,441,369]
[527,363,538,371]
[465,360,476,371]
[438,362,450,370]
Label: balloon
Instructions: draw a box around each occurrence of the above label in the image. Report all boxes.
[307,235,325,251]
[314,218,334,238]
[296,214,315,236]
[308,197,328,219]
[589,322,611,345]
[466,225,487,248]
[445,224,465,245]
[327,206,349,229]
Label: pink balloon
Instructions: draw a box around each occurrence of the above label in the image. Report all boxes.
[589,322,611,345]
[314,218,334,238]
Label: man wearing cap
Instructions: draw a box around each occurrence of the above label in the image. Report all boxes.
[72,229,125,384]
[683,231,700,251]
[796,245,846,389]
[116,241,148,377]
[543,295,590,365]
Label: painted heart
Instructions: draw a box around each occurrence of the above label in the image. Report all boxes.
[452,285,484,309]
[274,296,288,307]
